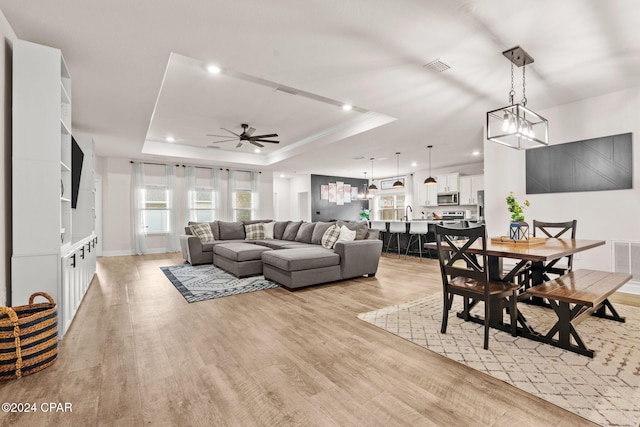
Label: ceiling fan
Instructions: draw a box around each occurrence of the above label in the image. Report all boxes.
[207,123,279,148]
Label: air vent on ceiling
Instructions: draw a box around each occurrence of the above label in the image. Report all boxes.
[352,156,365,160]
[424,59,451,72]
[275,86,299,96]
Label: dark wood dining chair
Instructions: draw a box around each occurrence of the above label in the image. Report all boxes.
[435,224,519,350]
[533,219,577,279]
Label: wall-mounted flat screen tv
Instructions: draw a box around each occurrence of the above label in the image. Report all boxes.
[71,136,84,209]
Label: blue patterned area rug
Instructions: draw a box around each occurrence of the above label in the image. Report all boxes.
[160,264,280,303]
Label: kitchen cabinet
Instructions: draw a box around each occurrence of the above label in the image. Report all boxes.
[459,175,484,205]
[436,173,459,193]
[419,183,439,207]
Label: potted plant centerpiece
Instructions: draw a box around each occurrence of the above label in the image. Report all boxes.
[506,192,530,240]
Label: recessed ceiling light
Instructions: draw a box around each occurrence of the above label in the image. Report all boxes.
[254,148,261,153]
[165,136,175,142]
[280,174,285,178]
[472,150,481,156]
[206,64,221,74]
[411,162,417,167]
[342,104,352,111]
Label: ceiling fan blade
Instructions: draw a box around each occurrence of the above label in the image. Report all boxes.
[207,146,221,149]
[254,139,279,143]
[250,141,264,148]
[206,133,232,137]
[209,138,238,143]
[236,142,243,148]
[221,127,241,137]
[245,127,256,137]
[251,133,278,139]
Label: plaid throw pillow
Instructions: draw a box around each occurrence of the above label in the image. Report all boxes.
[189,222,214,243]
[244,223,265,240]
[321,224,341,249]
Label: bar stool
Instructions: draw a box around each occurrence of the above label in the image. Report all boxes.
[368,221,387,244]
[405,221,430,261]
[385,222,406,257]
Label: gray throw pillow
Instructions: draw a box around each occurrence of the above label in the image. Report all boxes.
[217,221,245,240]
[282,221,303,241]
[295,222,316,243]
[337,220,369,240]
[273,221,289,240]
[311,221,336,245]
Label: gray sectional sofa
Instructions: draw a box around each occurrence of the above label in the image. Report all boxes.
[179,219,383,290]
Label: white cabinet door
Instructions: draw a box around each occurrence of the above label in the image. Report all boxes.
[436,173,459,193]
[458,175,484,205]
[425,184,438,206]
[459,176,473,205]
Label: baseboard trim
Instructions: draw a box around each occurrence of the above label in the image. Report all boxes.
[101,248,179,257]
[619,281,640,296]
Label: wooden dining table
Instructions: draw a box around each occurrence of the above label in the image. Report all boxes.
[425,237,607,349]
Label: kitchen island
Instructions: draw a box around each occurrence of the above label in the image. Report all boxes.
[371,219,483,257]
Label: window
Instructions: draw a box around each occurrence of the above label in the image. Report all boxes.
[377,194,405,221]
[234,190,253,221]
[143,185,169,233]
[191,187,216,222]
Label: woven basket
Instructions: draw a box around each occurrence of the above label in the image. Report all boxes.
[0,292,58,381]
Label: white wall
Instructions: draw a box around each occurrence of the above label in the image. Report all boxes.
[0,11,17,306]
[98,156,276,256]
[485,86,640,292]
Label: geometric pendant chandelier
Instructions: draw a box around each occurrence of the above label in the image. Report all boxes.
[486,46,549,150]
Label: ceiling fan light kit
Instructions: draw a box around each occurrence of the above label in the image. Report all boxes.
[486,46,549,150]
[207,123,280,149]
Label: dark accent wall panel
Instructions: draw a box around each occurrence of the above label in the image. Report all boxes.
[526,133,632,194]
[310,174,368,222]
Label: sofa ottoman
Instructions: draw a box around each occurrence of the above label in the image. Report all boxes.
[213,243,272,278]
[262,247,341,290]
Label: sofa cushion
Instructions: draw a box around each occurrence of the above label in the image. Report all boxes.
[321,224,341,249]
[336,225,357,244]
[311,221,336,245]
[244,223,265,240]
[262,248,339,272]
[263,221,275,239]
[242,219,273,225]
[273,221,289,240]
[188,221,219,240]
[282,221,303,241]
[214,243,271,262]
[218,221,245,240]
[338,220,369,240]
[295,222,316,243]
[189,222,214,243]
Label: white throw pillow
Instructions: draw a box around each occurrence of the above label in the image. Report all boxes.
[336,225,356,245]
[263,221,275,239]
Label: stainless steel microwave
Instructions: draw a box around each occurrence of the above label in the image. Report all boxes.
[437,192,459,206]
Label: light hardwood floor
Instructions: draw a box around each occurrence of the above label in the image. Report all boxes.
[1,253,637,426]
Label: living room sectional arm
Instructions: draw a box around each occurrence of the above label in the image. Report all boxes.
[180,235,212,266]
[334,239,383,279]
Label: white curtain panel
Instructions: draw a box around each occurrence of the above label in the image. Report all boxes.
[185,166,196,222]
[212,167,221,220]
[227,169,237,220]
[131,162,147,255]
[166,165,180,252]
[251,171,260,220]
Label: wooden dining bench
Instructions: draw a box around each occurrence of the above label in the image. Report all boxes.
[522,269,631,357]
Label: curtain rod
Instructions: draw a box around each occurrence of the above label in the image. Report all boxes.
[130,161,261,173]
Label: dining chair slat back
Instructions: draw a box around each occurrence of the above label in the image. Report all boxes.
[533,219,578,277]
[435,224,519,350]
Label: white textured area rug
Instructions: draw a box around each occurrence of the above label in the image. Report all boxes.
[358,294,640,427]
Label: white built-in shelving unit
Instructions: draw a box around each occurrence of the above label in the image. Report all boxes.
[12,40,96,337]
